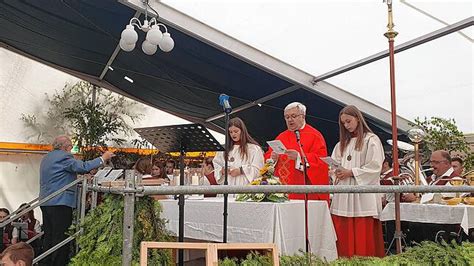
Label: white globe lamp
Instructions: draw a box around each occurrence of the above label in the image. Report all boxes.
[119,39,135,52]
[159,32,174,52]
[146,25,163,45]
[142,40,157,55]
[120,25,138,45]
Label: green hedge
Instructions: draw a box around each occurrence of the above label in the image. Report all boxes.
[69,196,473,266]
[69,195,173,266]
[220,241,474,265]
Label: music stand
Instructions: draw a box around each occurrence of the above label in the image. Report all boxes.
[11,222,28,241]
[135,123,224,266]
[0,227,5,252]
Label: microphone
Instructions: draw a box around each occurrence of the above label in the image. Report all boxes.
[295,130,301,142]
[219,94,232,112]
[295,129,309,169]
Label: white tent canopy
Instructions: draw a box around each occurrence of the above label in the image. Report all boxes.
[161,0,473,133]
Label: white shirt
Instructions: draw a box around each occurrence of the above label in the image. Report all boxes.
[330,133,384,217]
[213,143,264,189]
[430,167,458,198]
[430,167,455,185]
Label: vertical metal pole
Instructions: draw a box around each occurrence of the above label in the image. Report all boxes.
[75,182,82,254]
[122,170,136,266]
[76,178,88,252]
[178,148,185,266]
[91,176,98,209]
[80,178,87,225]
[384,1,402,254]
[80,178,87,232]
[414,142,421,200]
[223,112,230,244]
[297,137,310,254]
[414,143,420,186]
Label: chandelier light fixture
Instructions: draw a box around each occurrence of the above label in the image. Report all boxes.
[119,0,174,55]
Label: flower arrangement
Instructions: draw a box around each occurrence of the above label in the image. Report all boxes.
[236,159,288,202]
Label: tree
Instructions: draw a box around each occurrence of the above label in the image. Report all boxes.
[410,117,473,171]
[21,81,143,159]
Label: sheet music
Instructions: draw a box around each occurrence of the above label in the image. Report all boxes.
[266,140,287,154]
[420,193,434,204]
[94,167,112,182]
[99,169,123,183]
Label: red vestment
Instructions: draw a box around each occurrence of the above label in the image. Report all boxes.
[426,171,459,185]
[264,124,329,201]
[380,170,394,185]
[331,215,385,258]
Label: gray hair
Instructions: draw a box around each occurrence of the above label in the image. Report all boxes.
[284,102,306,115]
[52,135,70,150]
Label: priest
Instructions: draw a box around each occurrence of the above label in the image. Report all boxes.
[265,102,329,201]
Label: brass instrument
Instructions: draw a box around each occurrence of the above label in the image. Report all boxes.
[461,170,474,205]
[463,170,474,186]
[386,139,429,186]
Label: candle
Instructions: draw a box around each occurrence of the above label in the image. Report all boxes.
[192,174,199,186]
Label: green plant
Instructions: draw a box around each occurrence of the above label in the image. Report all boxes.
[240,252,273,265]
[218,241,474,265]
[219,252,273,266]
[410,117,474,170]
[384,241,474,266]
[70,194,173,265]
[21,81,143,159]
[280,251,326,265]
[220,257,239,266]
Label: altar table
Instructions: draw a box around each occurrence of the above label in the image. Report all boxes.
[160,198,338,261]
[380,202,474,234]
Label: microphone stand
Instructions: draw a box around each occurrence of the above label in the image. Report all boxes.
[296,133,311,254]
[221,98,232,243]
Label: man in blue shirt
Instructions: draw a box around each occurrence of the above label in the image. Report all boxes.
[39,135,113,265]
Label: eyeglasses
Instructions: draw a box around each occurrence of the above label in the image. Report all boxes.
[284,114,303,120]
[430,160,448,165]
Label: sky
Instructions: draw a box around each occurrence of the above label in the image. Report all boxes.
[162,0,473,133]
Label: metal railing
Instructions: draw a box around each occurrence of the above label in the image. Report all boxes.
[26,232,44,245]
[1,177,87,265]
[3,171,473,266]
[86,170,474,266]
[0,178,84,228]
[32,231,81,264]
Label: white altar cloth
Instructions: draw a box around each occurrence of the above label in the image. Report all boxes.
[160,198,338,261]
[380,202,474,234]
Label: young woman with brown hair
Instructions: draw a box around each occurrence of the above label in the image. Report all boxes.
[213,117,264,190]
[330,105,385,258]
